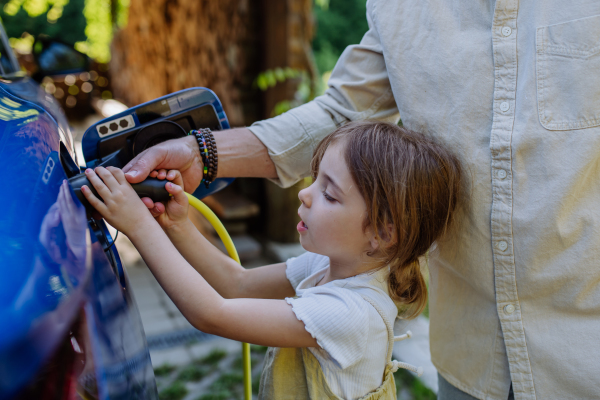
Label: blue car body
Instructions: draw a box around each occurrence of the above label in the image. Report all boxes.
[0,33,157,399]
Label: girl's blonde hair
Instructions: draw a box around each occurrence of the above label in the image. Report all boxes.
[311,121,462,319]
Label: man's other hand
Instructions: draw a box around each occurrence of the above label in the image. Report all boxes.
[123,136,202,213]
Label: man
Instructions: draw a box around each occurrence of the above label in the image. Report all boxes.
[123,1,600,399]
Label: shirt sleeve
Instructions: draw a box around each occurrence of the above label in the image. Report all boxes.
[285,252,329,290]
[286,286,371,369]
[248,0,399,188]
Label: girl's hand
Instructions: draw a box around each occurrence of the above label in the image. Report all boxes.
[81,166,154,235]
[157,179,189,232]
[145,169,189,231]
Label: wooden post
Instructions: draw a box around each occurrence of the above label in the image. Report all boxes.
[262,0,315,243]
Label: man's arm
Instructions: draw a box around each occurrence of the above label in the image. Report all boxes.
[123,127,277,185]
[213,127,278,179]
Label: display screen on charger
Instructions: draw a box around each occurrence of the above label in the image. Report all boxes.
[137,99,172,124]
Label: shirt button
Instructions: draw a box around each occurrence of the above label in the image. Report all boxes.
[502,26,512,37]
[497,241,508,251]
[504,304,515,314]
[500,102,510,112]
[497,169,507,179]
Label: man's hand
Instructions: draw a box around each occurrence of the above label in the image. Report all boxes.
[122,136,202,213]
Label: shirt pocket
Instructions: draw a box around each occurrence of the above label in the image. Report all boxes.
[536,15,600,131]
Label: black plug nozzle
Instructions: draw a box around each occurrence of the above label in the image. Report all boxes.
[68,174,170,210]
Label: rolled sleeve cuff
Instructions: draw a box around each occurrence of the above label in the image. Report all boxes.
[248,101,338,188]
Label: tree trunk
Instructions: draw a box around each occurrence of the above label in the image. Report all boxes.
[110,0,263,126]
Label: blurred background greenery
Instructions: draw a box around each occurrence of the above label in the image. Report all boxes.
[1,0,367,78]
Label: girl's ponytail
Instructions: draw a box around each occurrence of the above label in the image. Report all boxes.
[389,260,428,319]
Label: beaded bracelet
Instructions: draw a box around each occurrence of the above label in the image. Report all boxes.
[189,128,218,188]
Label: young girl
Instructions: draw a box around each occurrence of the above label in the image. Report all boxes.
[81,121,461,399]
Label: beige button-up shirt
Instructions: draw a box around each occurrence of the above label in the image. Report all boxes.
[249,1,600,399]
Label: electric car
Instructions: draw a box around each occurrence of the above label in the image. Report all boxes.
[0,21,234,398]
[0,26,158,399]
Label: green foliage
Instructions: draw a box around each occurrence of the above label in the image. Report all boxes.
[197,348,228,367]
[255,67,301,91]
[2,0,129,62]
[250,345,269,354]
[76,0,111,61]
[196,390,231,400]
[197,372,244,400]
[312,0,368,74]
[394,369,436,400]
[177,364,207,382]
[255,68,313,116]
[159,381,188,400]
[154,363,176,377]
[1,0,86,46]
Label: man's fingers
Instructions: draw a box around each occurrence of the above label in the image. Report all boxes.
[123,147,164,184]
[81,185,108,215]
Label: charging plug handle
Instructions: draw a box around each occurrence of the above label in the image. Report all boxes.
[69,174,170,210]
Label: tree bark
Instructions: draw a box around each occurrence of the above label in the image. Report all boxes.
[110,0,263,126]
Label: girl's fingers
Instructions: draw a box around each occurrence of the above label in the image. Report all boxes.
[166,182,187,205]
[150,170,158,178]
[106,166,128,185]
[153,203,166,214]
[95,167,120,192]
[81,185,108,215]
[157,169,167,180]
[85,169,112,200]
[141,197,155,209]
[166,170,184,187]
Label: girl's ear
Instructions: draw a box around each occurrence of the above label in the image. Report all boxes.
[377,223,397,249]
[367,223,396,253]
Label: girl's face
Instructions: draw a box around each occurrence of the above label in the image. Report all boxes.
[297,141,377,269]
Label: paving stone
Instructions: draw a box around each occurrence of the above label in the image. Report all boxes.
[143,315,178,336]
[187,337,242,360]
[150,347,193,368]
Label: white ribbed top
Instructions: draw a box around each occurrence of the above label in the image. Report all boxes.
[285,252,398,400]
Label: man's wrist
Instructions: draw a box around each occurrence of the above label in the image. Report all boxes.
[184,135,203,169]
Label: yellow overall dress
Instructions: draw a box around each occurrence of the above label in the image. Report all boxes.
[258,296,422,400]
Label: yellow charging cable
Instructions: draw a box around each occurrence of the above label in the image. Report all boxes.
[185,192,252,400]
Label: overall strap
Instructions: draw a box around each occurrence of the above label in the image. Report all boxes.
[359,295,423,377]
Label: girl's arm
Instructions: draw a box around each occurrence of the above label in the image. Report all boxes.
[145,169,296,300]
[129,218,316,347]
[163,219,295,300]
[82,167,316,347]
